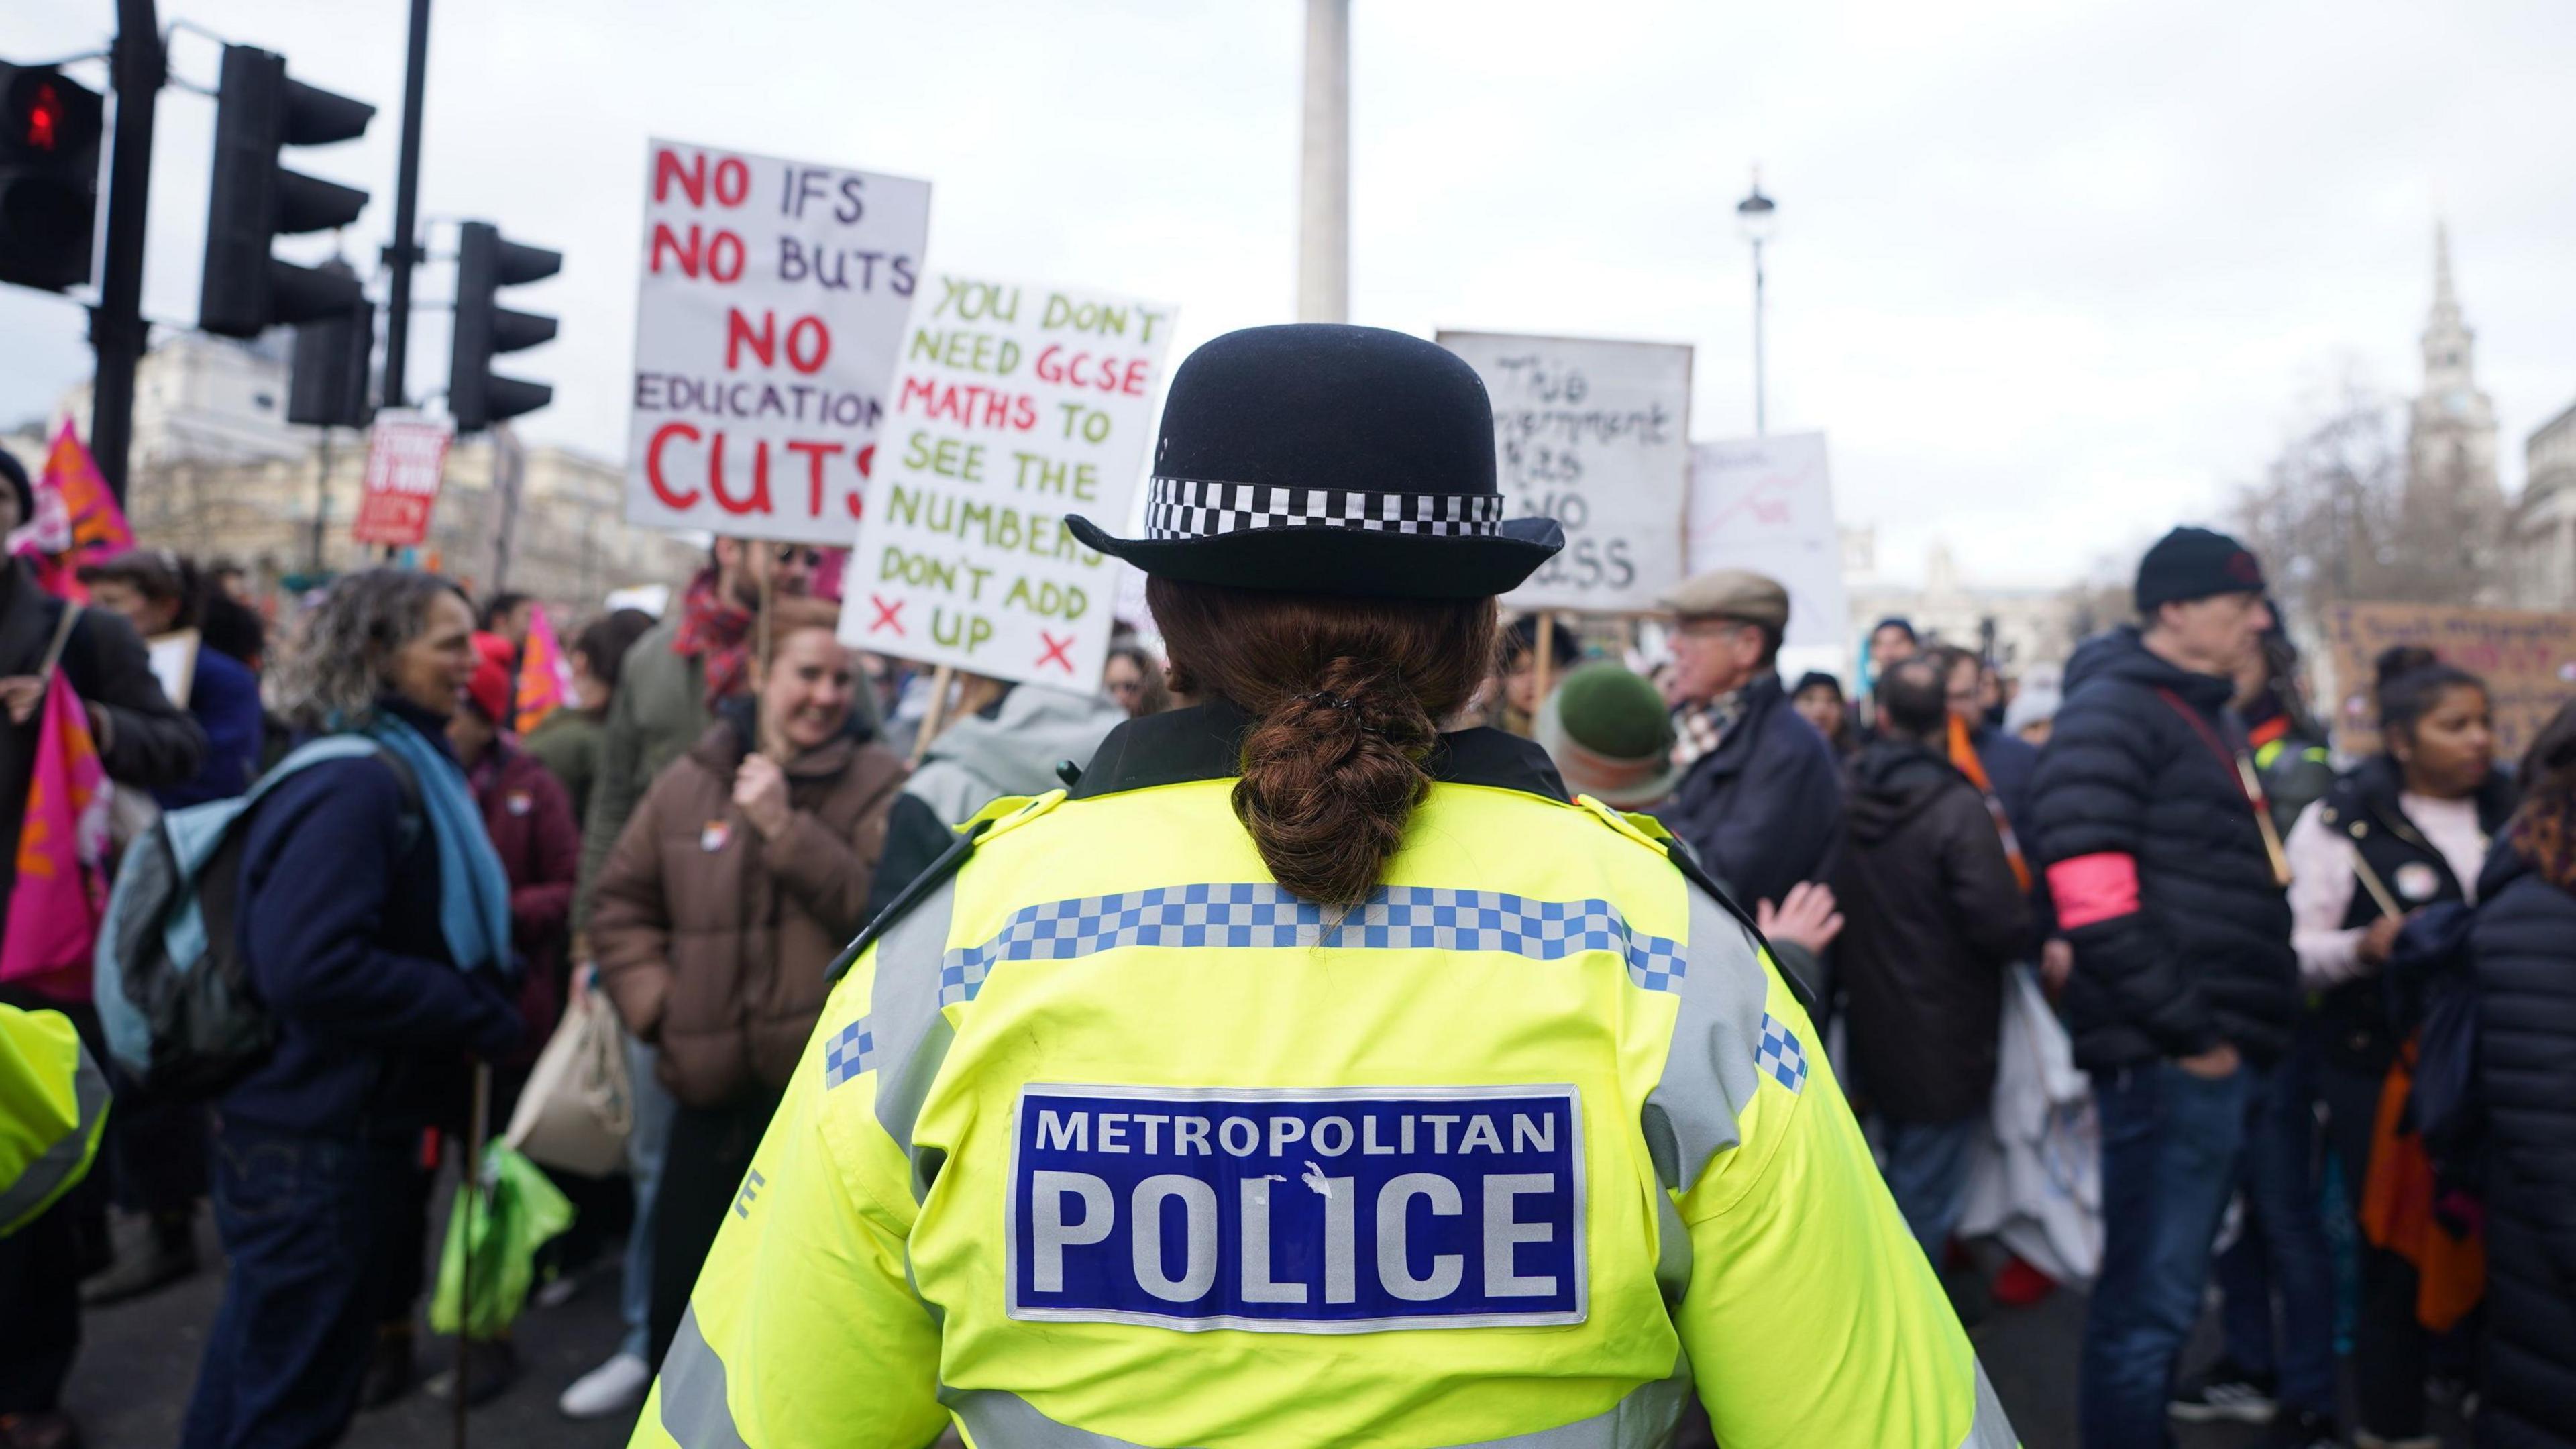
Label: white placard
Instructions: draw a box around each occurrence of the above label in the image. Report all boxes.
[837,274,1175,688]
[625,139,932,543]
[144,629,199,710]
[1687,432,1845,653]
[1436,331,1691,612]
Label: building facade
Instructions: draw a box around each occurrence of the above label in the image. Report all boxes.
[2401,225,2511,601]
[44,335,699,616]
[2513,400,2576,610]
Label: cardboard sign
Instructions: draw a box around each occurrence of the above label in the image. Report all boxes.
[2322,602,2576,761]
[838,274,1175,686]
[626,139,932,543]
[1435,332,1690,613]
[1686,433,1846,653]
[351,410,455,547]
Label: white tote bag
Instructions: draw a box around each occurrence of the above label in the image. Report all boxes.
[1957,963,2103,1285]
[503,984,634,1177]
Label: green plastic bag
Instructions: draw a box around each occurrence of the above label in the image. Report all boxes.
[430,1143,574,1338]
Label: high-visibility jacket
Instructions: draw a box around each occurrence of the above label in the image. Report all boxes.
[634,707,2016,1449]
[0,1003,109,1238]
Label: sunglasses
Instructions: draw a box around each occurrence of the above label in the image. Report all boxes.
[769,545,824,567]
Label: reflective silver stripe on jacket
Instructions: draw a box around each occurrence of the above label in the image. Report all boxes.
[0,1040,107,1233]
[1962,1361,2019,1449]
[1637,883,1770,1195]
[947,1373,1691,1448]
[655,1306,751,1449]
[861,873,965,1201]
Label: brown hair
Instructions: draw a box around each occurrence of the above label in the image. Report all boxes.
[1149,578,1498,907]
[2510,700,2576,890]
[761,595,844,651]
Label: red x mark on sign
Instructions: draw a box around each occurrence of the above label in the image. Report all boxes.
[1035,631,1076,674]
[867,595,904,635]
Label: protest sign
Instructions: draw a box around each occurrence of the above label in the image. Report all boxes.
[1435,332,1690,613]
[837,275,1175,687]
[352,409,455,547]
[40,421,134,562]
[2322,602,2576,761]
[1686,432,1846,653]
[627,138,931,543]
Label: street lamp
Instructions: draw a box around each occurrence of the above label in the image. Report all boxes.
[1735,169,1777,436]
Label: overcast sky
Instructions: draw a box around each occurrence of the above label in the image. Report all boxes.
[7,0,2574,588]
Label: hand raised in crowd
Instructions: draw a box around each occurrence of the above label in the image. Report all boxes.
[731,753,794,841]
[0,674,42,724]
[2357,910,2410,968]
[1756,880,1846,956]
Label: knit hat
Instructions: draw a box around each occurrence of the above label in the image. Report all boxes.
[2003,685,2061,738]
[2135,526,2265,612]
[464,631,516,725]
[1534,663,1680,810]
[1790,669,1843,701]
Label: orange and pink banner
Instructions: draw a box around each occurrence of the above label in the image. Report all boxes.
[10,423,137,603]
[1,676,114,1000]
[514,604,573,735]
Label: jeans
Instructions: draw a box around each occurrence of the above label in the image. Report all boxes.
[620,1031,676,1362]
[2210,1032,2338,1418]
[182,1118,416,1449]
[2080,1060,2257,1449]
[1881,1116,1984,1260]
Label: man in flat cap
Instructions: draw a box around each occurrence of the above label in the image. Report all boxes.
[1651,567,1847,940]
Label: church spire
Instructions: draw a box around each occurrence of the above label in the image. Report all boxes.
[2422,220,2473,386]
[2431,221,2460,324]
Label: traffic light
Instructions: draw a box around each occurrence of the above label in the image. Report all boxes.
[286,258,374,428]
[449,221,558,433]
[0,63,105,291]
[199,44,374,338]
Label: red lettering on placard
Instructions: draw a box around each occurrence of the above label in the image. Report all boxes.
[712,156,749,207]
[650,223,745,282]
[1036,631,1076,674]
[654,149,706,206]
[706,434,773,515]
[785,440,843,517]
[869,595,905,635]
[725,309,772,370]
[645,422,702,508]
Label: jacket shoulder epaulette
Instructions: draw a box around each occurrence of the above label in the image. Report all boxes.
[824,791,1065,984]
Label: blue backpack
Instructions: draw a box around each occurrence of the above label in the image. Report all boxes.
[94,737,418,1101]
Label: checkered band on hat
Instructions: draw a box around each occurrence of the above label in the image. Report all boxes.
[1144,477,1504,541]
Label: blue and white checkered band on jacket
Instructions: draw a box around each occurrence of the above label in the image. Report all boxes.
[1142,478,1506,540]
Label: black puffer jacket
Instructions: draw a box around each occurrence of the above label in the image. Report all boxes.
[2029,627,2296,1071]
[2471,841,2576,1449]
[1833,739,2033,1122]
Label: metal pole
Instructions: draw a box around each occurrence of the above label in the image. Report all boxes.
[1750,236,1766,437]
[310,429,333,572]
[381,0,431,409]
[89,0,163,505]
[1295,0,1349,323]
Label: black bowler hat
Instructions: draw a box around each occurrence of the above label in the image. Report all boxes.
[1067,324,1563,600]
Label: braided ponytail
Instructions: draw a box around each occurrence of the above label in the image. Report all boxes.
[1149,578,1498,907]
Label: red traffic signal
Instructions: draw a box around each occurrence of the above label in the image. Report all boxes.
[0,62,106,292]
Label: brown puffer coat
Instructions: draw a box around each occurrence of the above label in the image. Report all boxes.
[591,717,906,1108]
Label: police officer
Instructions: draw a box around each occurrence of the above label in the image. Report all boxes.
[631,325,2012,1449]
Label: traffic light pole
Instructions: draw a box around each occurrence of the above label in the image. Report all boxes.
[380,0,429,409]
[89,0,162,505]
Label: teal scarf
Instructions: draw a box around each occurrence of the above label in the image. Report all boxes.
[367,712,517,981]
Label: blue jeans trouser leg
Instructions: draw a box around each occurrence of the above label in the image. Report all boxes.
[620,1030,676,1363]
[2080,1061,2256,1449]
[2235,1048,2337,1417]
[2212,1215,2275,1378]
[1880,1116,1984,1261]
[182,1119,410,1449]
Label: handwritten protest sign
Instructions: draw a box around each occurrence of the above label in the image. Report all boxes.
[2322,602,2576,761]
[837,276,1175,686]
[1435,332,1690,613]
[1688,433,1845,653]
[626,139,931,543]
[352,409,454,547]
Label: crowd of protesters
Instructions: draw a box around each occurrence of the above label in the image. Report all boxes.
[1520,523,2576,1449]
[6,414,2576,1449]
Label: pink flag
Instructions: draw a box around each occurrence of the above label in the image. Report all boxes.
[1,676,114,1001]
[513,604,572,735]
[42,420,136,564]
